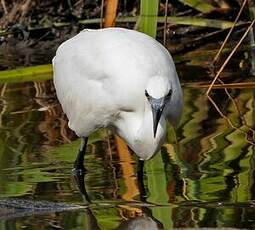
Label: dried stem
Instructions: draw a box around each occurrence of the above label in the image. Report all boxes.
[212,0,248,64]
[218,78,253,131]
[207,95,255,145]
[206,19,255,95]
[21,0,32,18]
[186,82,255,89]
[60,118,71,143]
[0,83,7,97]
[114,135,139,201]
[1,0,7,14]
[133,16,141,30]
[163,0,169,46]
[100,0,104,28]
[0,83,7,128]
[104,0,119,27]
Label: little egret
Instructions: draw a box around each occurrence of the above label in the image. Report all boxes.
[53,27,183,174]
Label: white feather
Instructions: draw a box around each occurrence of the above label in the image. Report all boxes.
[53,27,183,160]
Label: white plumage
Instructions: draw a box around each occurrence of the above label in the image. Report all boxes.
[53,27,182,161]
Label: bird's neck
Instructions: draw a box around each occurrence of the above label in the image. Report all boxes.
[133,103,167,158]
[112,104,166,160]
[132,109,166,160]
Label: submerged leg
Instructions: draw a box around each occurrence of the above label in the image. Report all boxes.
[73,137,88,174]
[72,137,90,203]
[72,170,90,204]
[137,160,147,202]
[137,160,144,180]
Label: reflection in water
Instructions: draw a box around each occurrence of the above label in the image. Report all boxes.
[72,171,91,204]
[117,215,161,230]
[0,198,84,220]
[0,198,162,230]
[72,164,160,230]
[0,81,254,229]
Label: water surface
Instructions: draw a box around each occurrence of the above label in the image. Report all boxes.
[0,44,254,229]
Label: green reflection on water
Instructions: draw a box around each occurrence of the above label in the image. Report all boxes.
[0,81,254,229]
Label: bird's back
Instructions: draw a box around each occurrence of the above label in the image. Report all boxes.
[53,28,182,137]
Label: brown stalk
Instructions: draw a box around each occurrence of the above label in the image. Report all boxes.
[59,117,71,143]
[186,82,255,89]
[216,0,230,9]
[100,0,104,28]
[213,0,248,65]
[104,0,119,27]
[106,131,118,198]
[133,16,141,30]
[208,62,255,138]
[206,19,255,95]
[207,95,255,145]
[114,135,139,201]
[1,0,7,14]
[218,78,255,139]
[218,78,248,127]
[8,3,20,23]
[20,0,31,18]
[0,83,7,97]
[163,0,169,46]
[0,83,7,128]
[106,130,113,156]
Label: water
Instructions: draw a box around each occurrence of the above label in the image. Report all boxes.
[0,45,255,229]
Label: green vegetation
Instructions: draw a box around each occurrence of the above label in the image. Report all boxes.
[0,65,52,83]
[0,0,254,229]
[178,0,216,13]
[139,0,159,38]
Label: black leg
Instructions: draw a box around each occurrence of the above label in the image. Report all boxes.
[137,160,147,202]
[73,137,88,175]
[137,160,144,180]
[72,171,90,204]
[72,137,90,203]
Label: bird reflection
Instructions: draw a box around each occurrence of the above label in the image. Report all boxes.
[84,208,101,230]
[137,160,147,202]
[72,160,147,204]
[72,168,162,230]
[83,207,161,230]
[116,215,161,230]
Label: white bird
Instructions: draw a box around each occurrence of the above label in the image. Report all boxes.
[53,27,183,174]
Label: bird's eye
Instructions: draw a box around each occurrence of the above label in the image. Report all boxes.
[164,89,172,103]
[145,90,150,98]
[167,89,172,97]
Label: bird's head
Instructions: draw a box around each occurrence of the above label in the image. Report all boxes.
[145,76,172,138]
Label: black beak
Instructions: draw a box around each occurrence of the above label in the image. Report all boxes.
[152,105,163,138]
[145,89,172,138]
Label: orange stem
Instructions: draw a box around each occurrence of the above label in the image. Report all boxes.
[104,0,119,27]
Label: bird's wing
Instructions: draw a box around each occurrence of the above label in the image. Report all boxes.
[53,42,116,136]
[54,29,148,112]
[53,28,183,134]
